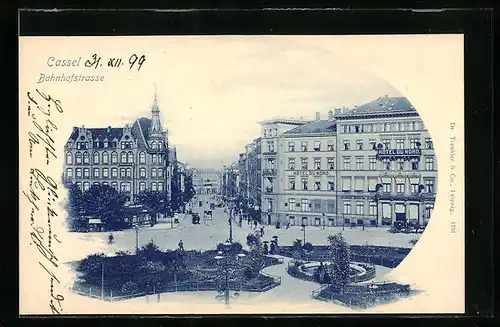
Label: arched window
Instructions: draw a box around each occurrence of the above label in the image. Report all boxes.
[127,151,134,163]
[152,154,157,163]
[102,152,109,164]
[151,141,157,150]
[151,168,157,178]
[158,168,163,177]
[120,152,127,163]
[158,141,162,150]
[83,152,90,164]
[111,152,118,164]
[93,152,100,164]
[158,154,162,164]
[139,167,146,178]
[83,182,90,191]
[139,182,146,192]
[75,152,82,164]
[76,182,82,191]
[139,151,146,164]
[66,152,73,165]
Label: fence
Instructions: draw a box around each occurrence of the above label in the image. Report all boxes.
[287,262,376,284]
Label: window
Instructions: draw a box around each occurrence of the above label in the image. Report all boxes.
[369,157,376,170]
[354,178,363,191]
[93,168,99,178]
[301,177,308,190]
[120,168,126,178]
[356,201,364,215]
[369,202,377,216]
[425,138,433,149]
[139,151,146,164]
[139,182,146,192]
[368,177,377,192]
[288,142,295,152]
[120,152,127,163]
[384,159,391,170]
[343,157,351,170]
[382,181,391,193]
[425,156,434,170]
[313,141,321,151]
[66,152,73,164]
[151,141,157,150]
[425,179,435,193]
[151,182,157,191]
[425,204,434,218]
[301,199,309,212]
[111,182,118,190]
[83,152,90,164]
[289,199,296,211]
[343,140,350,150]
[267,141,275,153]
[327,158,335,170]
[342,177,351,191]
[398,159,405,170]
[343,125,349,133]
[158,168,163,177]
[83,182,90,191]
[93,182,100,186]
[128,152,134,163]
[66,168,72,178]
[158,182,163,191]
[343,201,351,214]
[158,141,162,150]
[314,180,321,191]
[158,154,163,164]
[397,183,405,193]
[354,125,362,133]
[356,140,363,150]
[289,177,296,190]
[327,180,335,191]
[410,138,420,149]
[301,141,308,152]
[126,168,131,178]
[301,158,308,170]
[102,152,109,164]
[411,183,419,193]
[151,168,157,178]
[369,139,377,150]
[356,157,363,170]
[382,139,391,149]
[411,159,419,170]
[103,141,108,148]
[384,123,391,132]
[93,152,99,164]
[395,139,404,149]
[111,168,118,178]
[111,152,118,164]
[314,158,321,170]
[120,182,131,192]
[102,168,109,178]
[327,140,335,151]
[288,158,295,170]
[139,167,146,178]
[83,168,90,178]
[152,154,157,164]
[77,142,81,150]
[76,182,82,190]
[75,168,82,178]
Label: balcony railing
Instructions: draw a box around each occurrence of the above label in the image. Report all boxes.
[263,169,277,176]
[262,150,277,155]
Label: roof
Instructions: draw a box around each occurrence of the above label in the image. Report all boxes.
[338,96,416,117]
[284,120,337,135]
[69,127,123,142]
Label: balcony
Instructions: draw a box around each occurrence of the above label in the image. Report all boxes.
[375,191,436,201]
[263,168,277,176]
[262,150,277,155]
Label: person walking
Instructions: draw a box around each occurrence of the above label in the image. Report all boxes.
[260,226,264,237]
[108,232,114,244]
[178,239,184,252]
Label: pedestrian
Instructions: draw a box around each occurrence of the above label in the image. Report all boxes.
[254,220,258,229]
[108,232,114,244]
[178,239,184,252]
[260,226,264,237]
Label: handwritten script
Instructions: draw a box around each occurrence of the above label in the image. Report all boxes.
[22,89,64,314]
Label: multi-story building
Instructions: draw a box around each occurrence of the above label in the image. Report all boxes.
[236,96,437,228]
[193,168,221,194]
[221,164,239,200]
[63,94,171,204]
[335,96,436,227]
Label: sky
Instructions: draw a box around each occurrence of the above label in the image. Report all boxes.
[117,36,403,169]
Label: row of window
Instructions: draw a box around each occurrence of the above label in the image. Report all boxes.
[66,151,164,165]
[341,138,432,151]
[287,140,336,152]
[75,139,164,150]
[341,121,422,134]
[75,181,164,192]
[66,167,165,178]
[285,176,435,193]
[286,156,434,171]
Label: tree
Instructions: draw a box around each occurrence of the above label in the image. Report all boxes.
[170,164,182,212]
[135,190,169,224]
[327,233,351,293]
[182,173,196,204]
[246,232,265,279]
[81,184,127,230]
[292,238,305,261]
[65,183,86,231]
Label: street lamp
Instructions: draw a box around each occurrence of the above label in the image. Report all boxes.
[135,225,140,254]
[214,242,246,308]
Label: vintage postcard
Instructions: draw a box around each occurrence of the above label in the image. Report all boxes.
[19,35,464,315]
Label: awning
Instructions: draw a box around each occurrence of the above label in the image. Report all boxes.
[88,218,102,224]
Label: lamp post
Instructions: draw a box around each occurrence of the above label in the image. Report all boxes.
[228,209,233,243]
[301,223,306,244]
[135,225,140,254]
[214,242,246,308]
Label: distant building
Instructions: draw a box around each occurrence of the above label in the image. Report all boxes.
[192,168,221,194]
[62,94,171,204]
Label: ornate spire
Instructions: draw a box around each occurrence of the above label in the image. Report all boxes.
[149,84,162,135]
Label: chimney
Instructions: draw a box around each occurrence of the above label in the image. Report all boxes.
[342,106,349,113]
[328,110,334,121]
[107,126,111,132]
[315,112,320,121]
[334,108,342,115]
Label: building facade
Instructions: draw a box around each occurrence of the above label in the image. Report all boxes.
[63,94,171,204]
[193,168,221,194]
